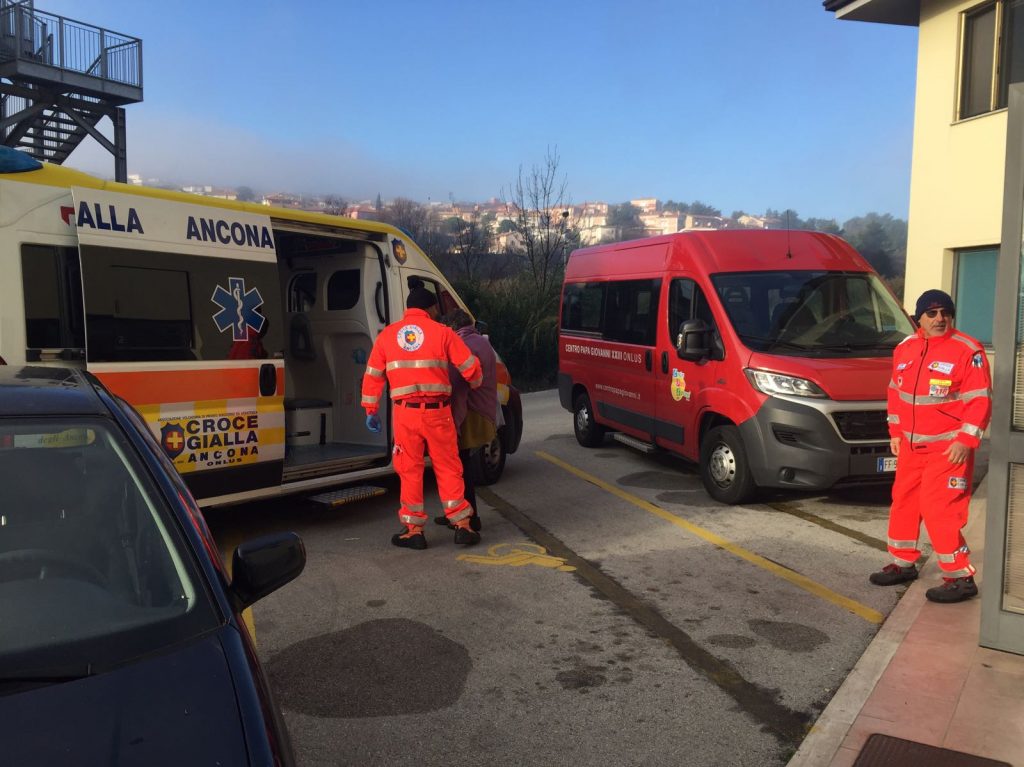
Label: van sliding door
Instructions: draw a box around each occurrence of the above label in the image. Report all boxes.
[71,187,286,502]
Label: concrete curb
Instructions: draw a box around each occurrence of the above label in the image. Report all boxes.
[786,480,988,767]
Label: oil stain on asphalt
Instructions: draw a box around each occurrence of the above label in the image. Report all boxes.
[267,618,470,718]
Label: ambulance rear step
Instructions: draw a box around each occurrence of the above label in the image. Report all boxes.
[612,433,657,454]
[308,485,387,508]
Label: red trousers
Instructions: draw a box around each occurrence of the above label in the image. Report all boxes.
[392,402,473,529]
[887,446,975,578]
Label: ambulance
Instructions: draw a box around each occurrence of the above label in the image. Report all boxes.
[0,147,522,506]
[558,229,915,504]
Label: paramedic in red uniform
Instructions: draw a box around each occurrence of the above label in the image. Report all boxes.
[361,287,484,549]
[870,290,992,603]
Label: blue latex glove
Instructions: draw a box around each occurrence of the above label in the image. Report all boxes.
[365,414,382,433]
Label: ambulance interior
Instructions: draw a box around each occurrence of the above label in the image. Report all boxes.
[274,229,390,480]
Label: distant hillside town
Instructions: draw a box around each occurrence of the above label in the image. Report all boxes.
[129,175,793,246]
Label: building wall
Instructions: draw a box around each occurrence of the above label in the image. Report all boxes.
[906,0,1007,315]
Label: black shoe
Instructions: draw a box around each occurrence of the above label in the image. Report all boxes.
[925,576,978,603]
[453,526,480,546]
[435,514,481,531]
[869,563,918,586]
[391,530,427,550]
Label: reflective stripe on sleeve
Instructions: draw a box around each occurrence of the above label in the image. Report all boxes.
[951,334,983,353]
[386,359,448,371]
[390,382,452,398]
[457,356,477,373]
[366,366,385,378]
[960,388,991,404]
[361,395,379,405]
[887,414,900,424]
[961,423,985,438]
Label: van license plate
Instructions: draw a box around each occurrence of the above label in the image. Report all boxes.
[877,456,897,473]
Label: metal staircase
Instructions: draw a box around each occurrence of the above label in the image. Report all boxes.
[0,1,142,181]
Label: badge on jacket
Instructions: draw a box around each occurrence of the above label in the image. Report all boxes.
[928,361,954,374]
[948,476,968,490]
[929,378,951,397]
[972,352,984,368]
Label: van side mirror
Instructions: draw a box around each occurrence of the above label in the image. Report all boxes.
[677,319,710,361]
[230,532,306,610]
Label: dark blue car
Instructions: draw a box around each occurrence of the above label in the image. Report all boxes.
[0,366,304,766]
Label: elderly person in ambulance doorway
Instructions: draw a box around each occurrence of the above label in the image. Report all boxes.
[433,308,498,533]
[870,289,992,603]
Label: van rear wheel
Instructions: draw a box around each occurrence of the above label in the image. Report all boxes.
[573,392,605,447]
[700,425,756,505]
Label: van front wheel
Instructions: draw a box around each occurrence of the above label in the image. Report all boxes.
[573,392,605,447]
[700,425,756,505]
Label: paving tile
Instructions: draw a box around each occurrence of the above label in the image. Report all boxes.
[859,678,958,725]
[840,713,947,753]
[881,644,973,699]
[943,718,1024,766]
[962,658,1024,700]
[975,646,1024,674]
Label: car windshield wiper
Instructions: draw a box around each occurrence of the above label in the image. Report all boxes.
[814,341,892,352]
[737,333,813,351]
[0,664,94,685]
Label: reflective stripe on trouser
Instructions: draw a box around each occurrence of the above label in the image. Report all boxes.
[888,447,976,577]
[391,401,473,530]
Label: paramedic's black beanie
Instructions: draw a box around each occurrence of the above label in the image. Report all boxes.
[407,287,438,310]
[914,289,955,321]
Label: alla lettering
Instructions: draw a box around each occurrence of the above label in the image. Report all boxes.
[77,202,144,233]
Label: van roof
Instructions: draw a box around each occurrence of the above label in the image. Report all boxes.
[0,155,404,241]
[565,229,871,279]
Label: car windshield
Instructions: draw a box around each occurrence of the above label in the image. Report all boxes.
[710,270,915,357]
[0,417,219,682]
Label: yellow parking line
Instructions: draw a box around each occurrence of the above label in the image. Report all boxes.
[536,450,884,624]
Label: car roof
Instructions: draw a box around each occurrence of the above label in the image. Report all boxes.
[0,366,108,417]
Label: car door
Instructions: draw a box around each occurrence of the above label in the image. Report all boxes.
[653,275,724,460]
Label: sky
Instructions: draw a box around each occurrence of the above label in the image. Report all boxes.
[38,0,919,223]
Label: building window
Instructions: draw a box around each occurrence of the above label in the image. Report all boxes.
[959,0,1024,119]
[955,247,998,344]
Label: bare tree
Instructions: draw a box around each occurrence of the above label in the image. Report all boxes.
[501,147,578,296]
[323,195,348,216]
[447,214,494,284]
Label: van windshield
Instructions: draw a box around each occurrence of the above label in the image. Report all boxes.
[709,271,915,357]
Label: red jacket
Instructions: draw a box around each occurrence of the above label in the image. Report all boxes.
[887,326,992,452]
[361,308,482,415]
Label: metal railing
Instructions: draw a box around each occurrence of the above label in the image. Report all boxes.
[0,2,141,87]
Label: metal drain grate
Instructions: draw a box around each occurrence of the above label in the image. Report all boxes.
[854,734,1011,767]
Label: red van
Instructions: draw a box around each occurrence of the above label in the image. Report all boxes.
[557,229,915,503]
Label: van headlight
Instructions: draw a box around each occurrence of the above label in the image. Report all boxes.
[744,368,827,398]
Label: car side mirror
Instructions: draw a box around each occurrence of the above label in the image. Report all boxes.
[230,532,306,610]
[677,319,710,361]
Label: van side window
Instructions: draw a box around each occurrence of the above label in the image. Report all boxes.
[670,278,720,346]
[603,279,661,346]
[20,245,85,352]
[561,282,605,335]
[327,269,361,310]
[288,273,317,312]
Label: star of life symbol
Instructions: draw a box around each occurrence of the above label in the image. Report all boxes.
[211,277,265,341]
[398,324,424,351]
